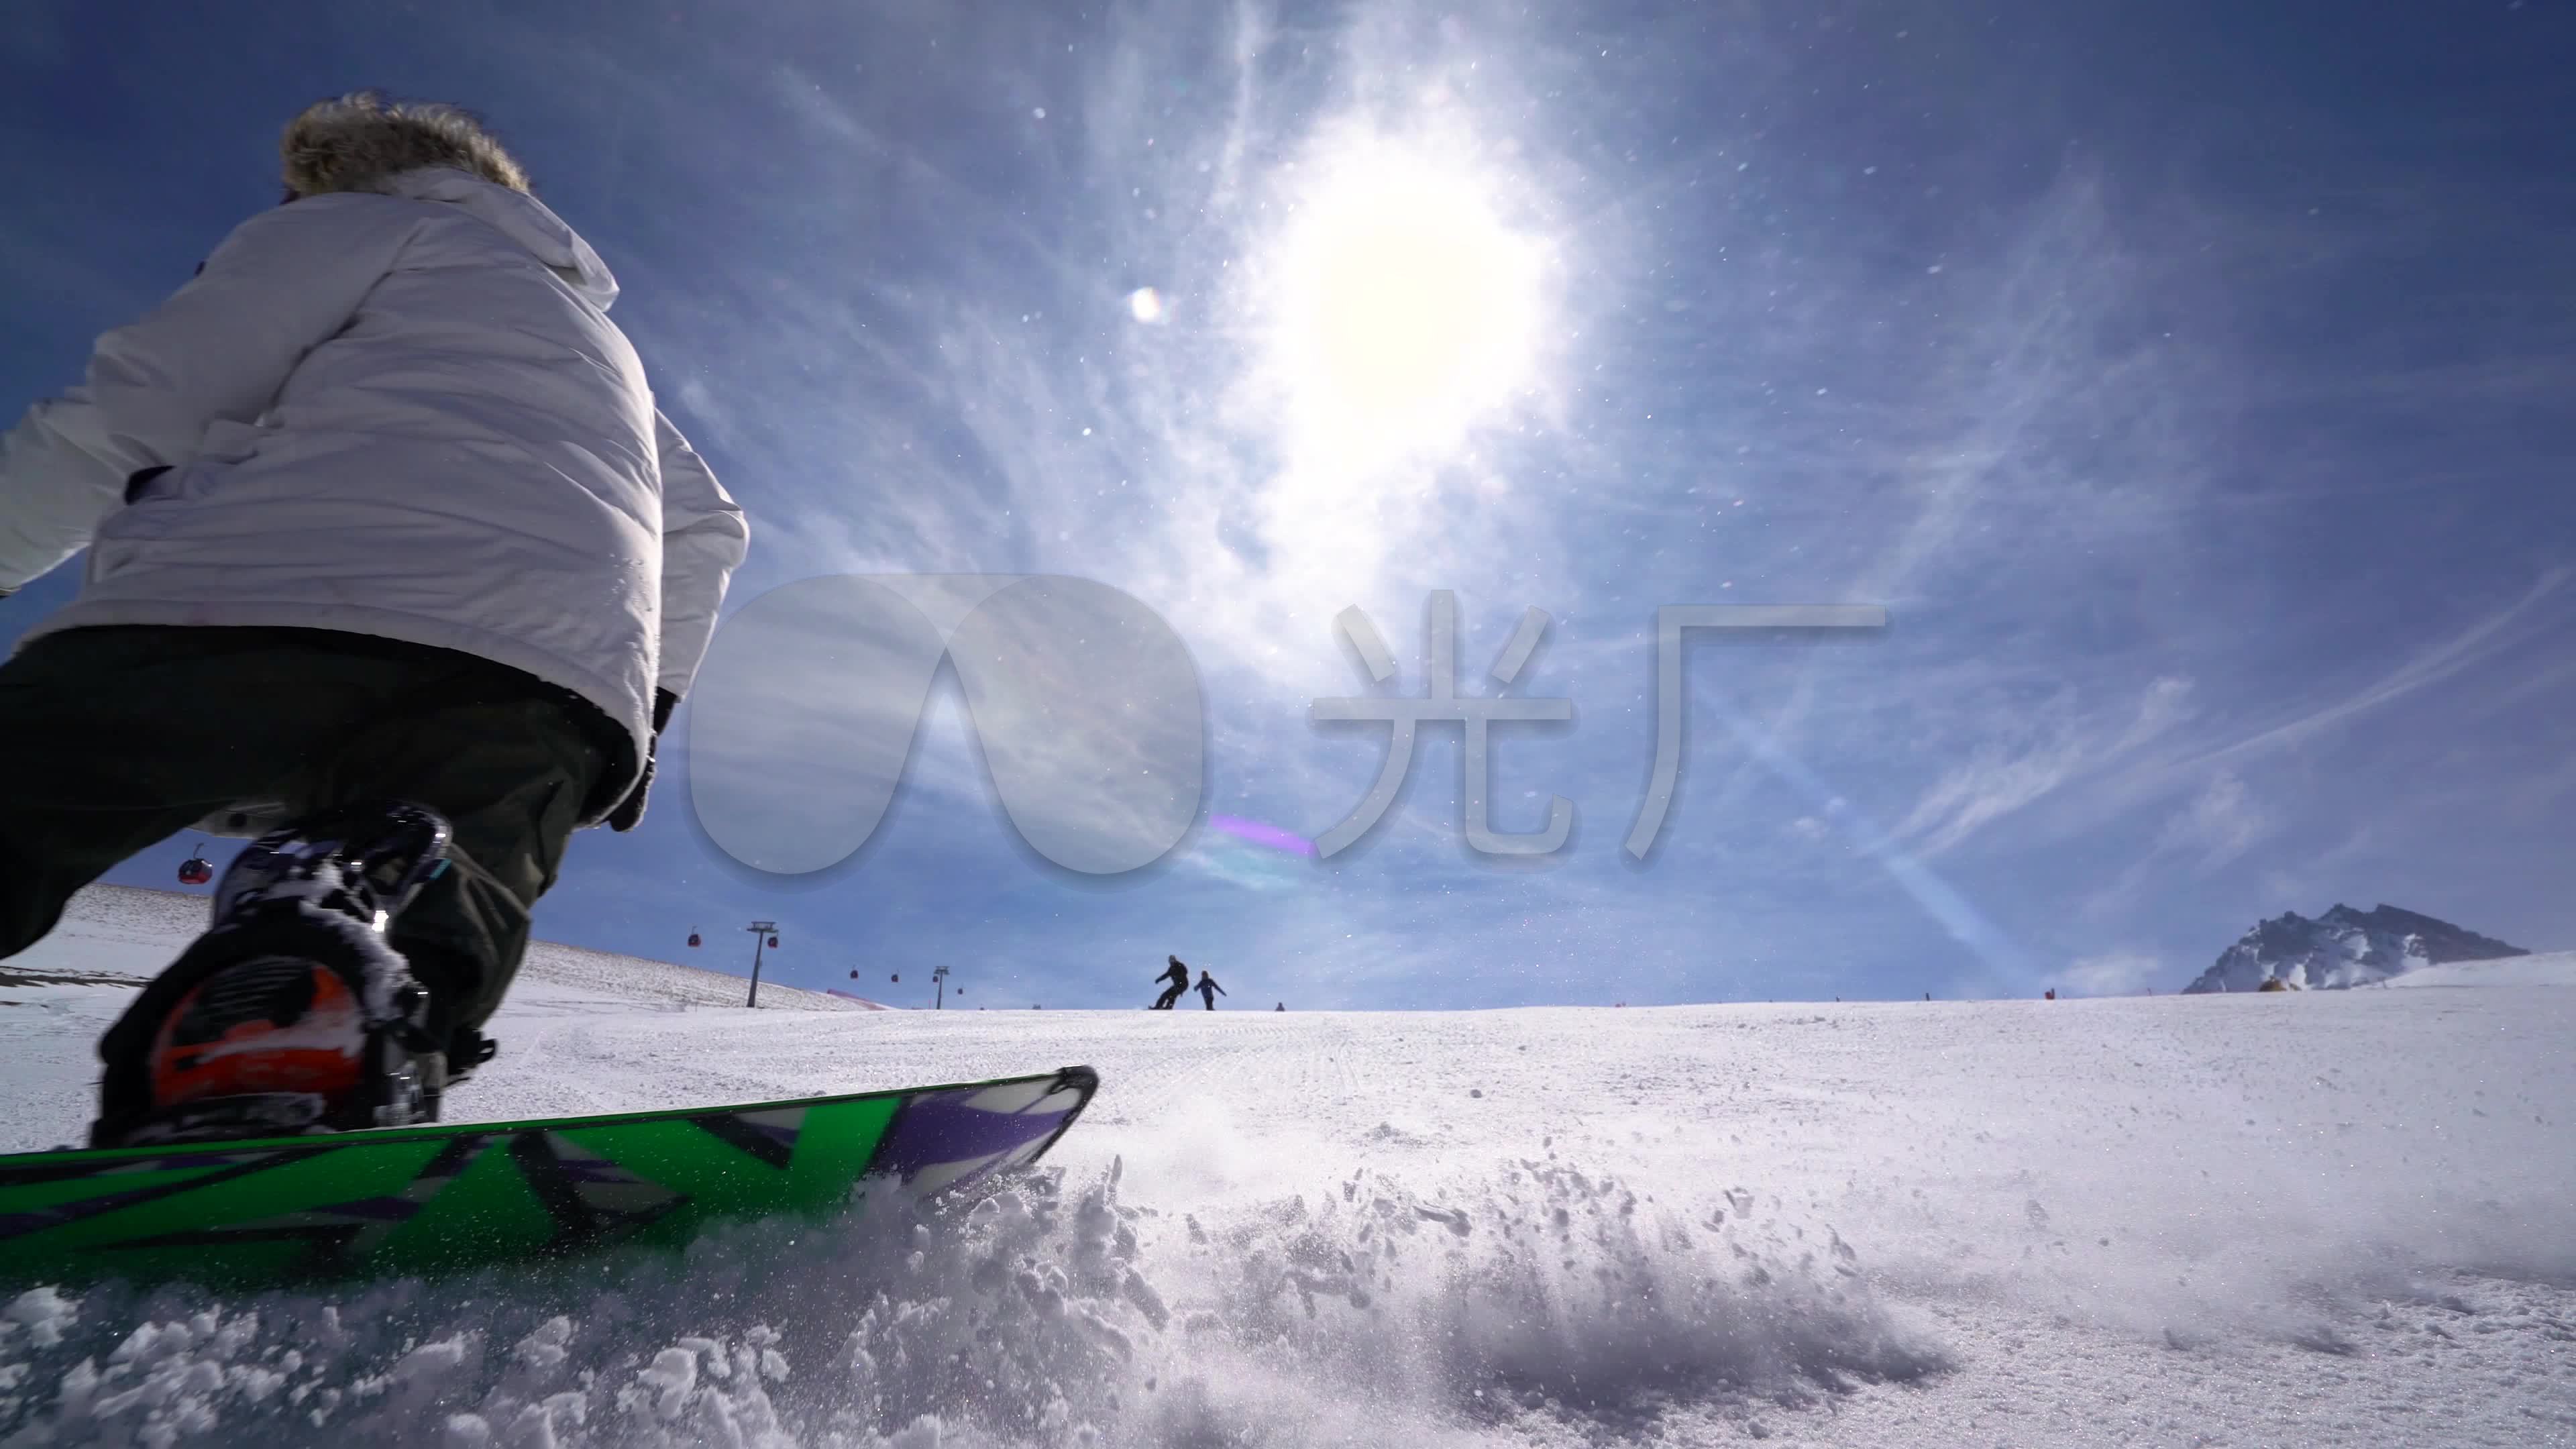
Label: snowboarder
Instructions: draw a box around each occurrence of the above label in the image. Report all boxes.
[0,94,747,1147]
[1150,955,1190,1010]
[1195,970,1227,1010]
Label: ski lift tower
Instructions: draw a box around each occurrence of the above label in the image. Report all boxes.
[745,921,780,1007]
[930,963,953,1010]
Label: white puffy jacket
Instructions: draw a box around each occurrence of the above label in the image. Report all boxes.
[0,167,748,818]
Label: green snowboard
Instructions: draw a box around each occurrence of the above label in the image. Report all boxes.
[0,1065,1097,1290]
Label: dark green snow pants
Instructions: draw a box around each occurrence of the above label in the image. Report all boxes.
[0,625,622,1052]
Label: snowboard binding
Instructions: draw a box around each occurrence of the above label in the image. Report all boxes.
[90,802,458,1149]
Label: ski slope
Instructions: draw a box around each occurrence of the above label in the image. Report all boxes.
[3,894,2573,1447]
[2369,949,2576,990]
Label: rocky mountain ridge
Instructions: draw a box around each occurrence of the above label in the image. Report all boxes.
[2182,902,2527,993]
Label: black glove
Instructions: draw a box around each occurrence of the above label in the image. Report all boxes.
[609,688,680,832]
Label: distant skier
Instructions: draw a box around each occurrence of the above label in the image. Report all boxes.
[0,94,747,1147]
[1151,956,1190,1010]
[1195,970,1227,1010]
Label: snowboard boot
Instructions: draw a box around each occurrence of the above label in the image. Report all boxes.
[89,802,458,1148]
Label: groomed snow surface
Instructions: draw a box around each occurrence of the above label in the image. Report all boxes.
[3,890,2572,1448]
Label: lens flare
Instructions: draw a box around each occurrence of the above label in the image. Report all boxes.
[1209,814,1317,856]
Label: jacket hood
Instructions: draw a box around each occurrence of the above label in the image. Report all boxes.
[382,167,619,311]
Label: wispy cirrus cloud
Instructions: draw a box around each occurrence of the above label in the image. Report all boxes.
[2155,773,2271,869]
[2049,950,2165,998]
[1896,560,2569,871]
[1894,676,2198,858]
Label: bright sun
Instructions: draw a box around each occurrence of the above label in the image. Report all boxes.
[1263,145,1548,468]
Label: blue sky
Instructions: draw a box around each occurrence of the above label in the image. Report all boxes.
[4,0,2570,1008]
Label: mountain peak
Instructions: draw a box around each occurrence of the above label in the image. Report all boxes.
[2182,904,2527,994]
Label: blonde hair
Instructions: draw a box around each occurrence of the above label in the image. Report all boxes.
[280,91,531,200]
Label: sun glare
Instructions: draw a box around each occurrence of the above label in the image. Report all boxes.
[1262,146,1548,468]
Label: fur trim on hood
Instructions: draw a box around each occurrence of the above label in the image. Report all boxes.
[281,91,531,201]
